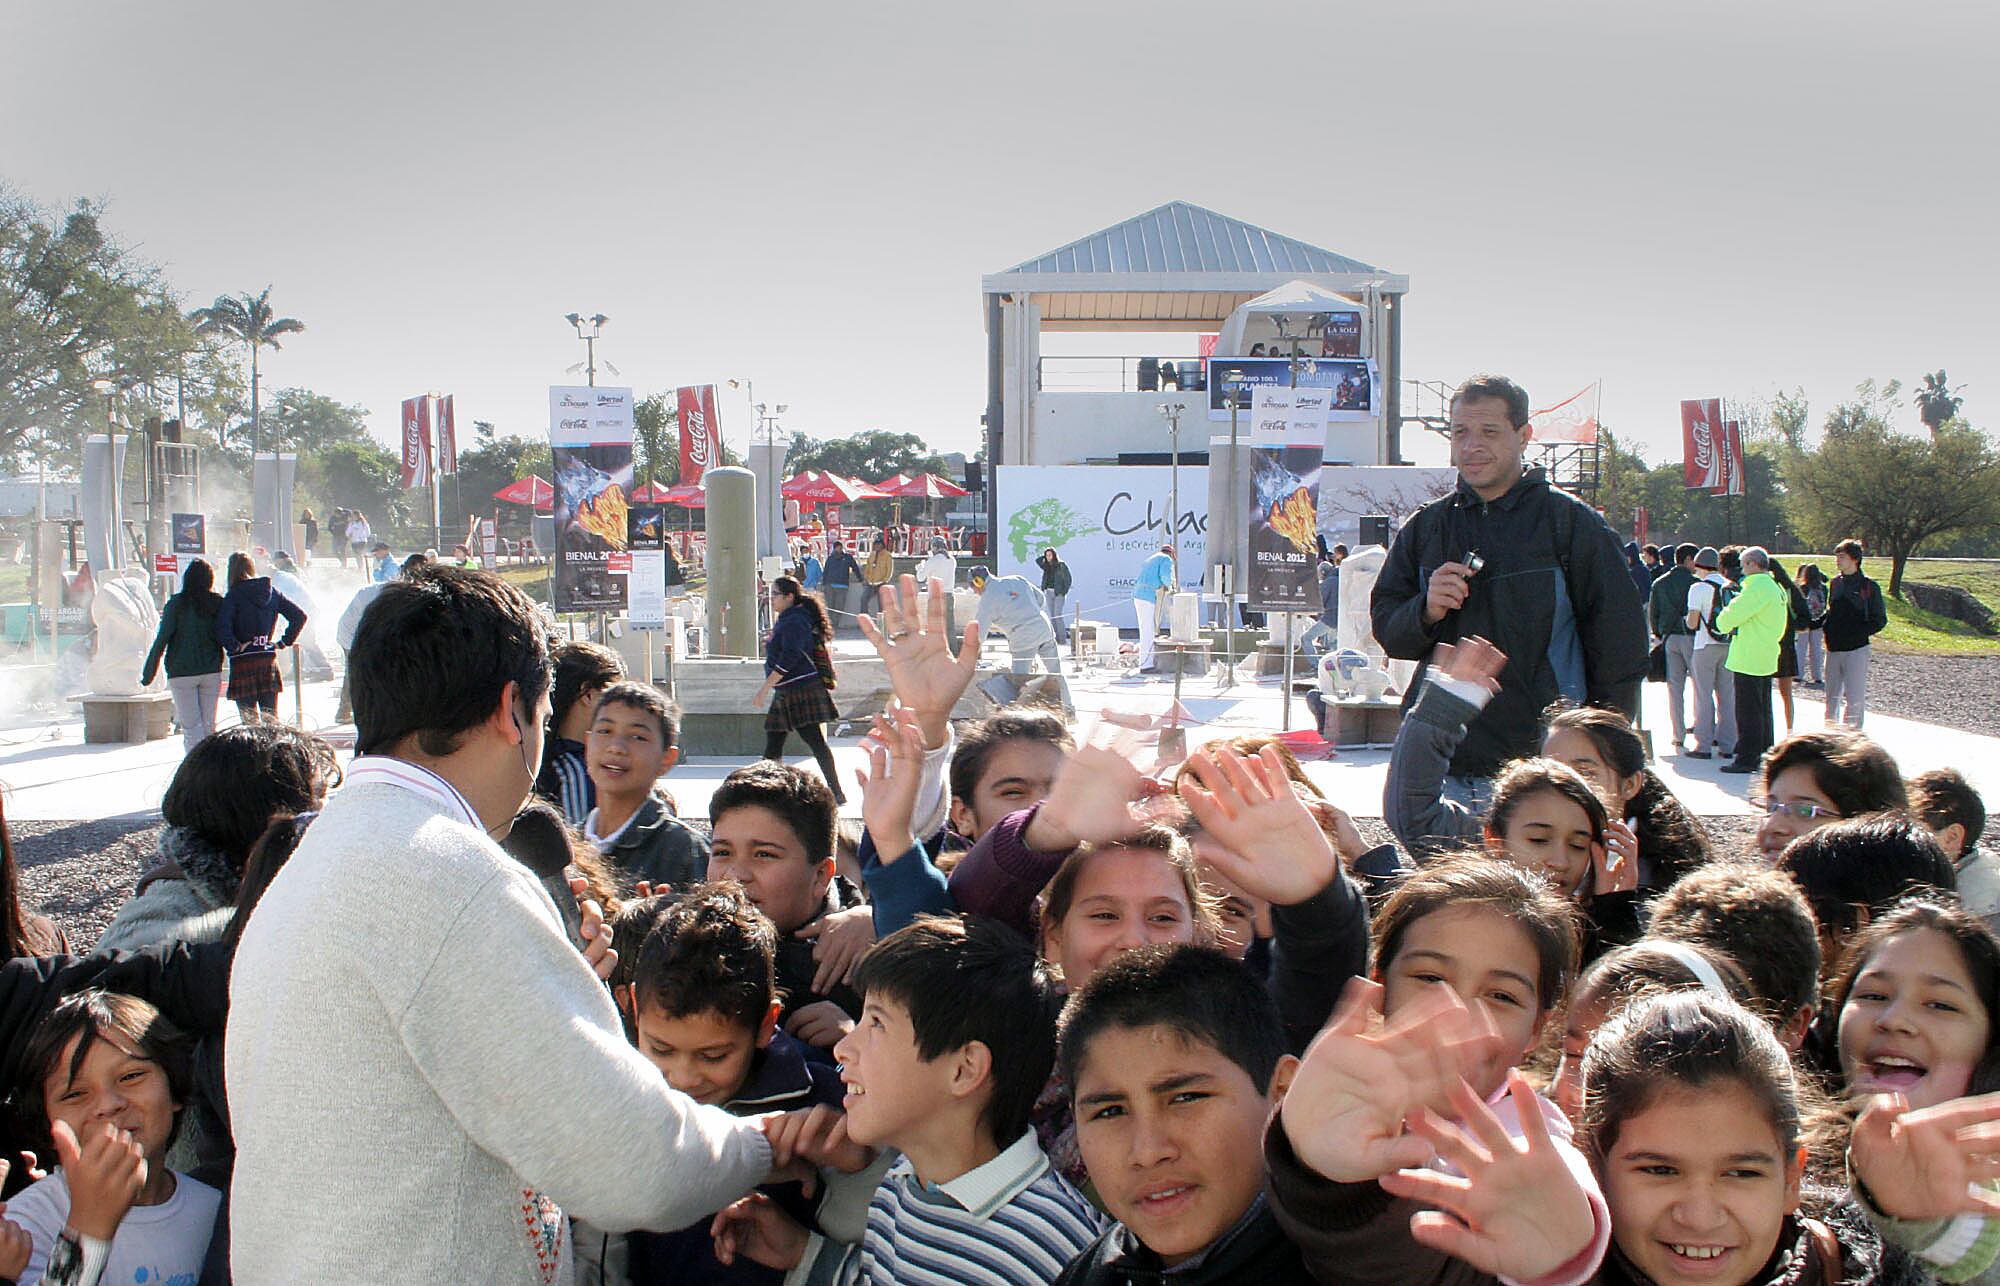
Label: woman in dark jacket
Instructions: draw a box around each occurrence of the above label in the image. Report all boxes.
[1769,557,1809,732]
[753,576,844,805]
[214,552,307,724]
[143,558,227,750]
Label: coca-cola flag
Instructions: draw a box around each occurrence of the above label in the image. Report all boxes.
[677,384,719,484]
[400,396,432,491]
[1720,420,1746,497]
[1529,383,1602,445]
[436,394,458,476]
[1680,398,1722,490]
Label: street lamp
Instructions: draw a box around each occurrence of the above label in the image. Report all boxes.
[1155,400,1186,572]
[565,312,609,387]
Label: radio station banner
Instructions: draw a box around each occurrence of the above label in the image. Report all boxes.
[1681,398,1722,490]
[436,394,458,476]
[1208,357,1375,422]
[1247,387,1327,611]
[400,397,432,491]
[549,385,636,612]
[1319,310,1363,358]
[993,465,1207,632]
[676,384,719,484]
[627,504,668,630]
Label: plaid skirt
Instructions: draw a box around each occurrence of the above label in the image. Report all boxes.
[765,677,838,732]
[227,650,283,704]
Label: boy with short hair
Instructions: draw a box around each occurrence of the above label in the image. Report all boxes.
[539,641,628,825]
[1053,944,1310,1284]
[714,915,1104,1284]
[585,681,708,895]
[1909,768,1995,930]
[708,762,867,1048]
[1647,861,1822,1052]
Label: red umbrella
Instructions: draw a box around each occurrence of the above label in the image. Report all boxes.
[492,475,554,510]
[847,477,892,500]
[629,480,677,503]
[875,472,913,492]
[782,471,870,504]
[660,483,706,509]
[883,472,969,500]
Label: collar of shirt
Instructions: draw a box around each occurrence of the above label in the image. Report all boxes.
[583,797,654,852]
[889,1130,1049,1221]
[343,756,481,830]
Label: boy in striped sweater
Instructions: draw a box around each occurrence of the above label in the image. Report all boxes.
[713,916,1104,1284]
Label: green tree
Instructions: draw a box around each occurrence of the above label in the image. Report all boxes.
[1786,417,2000,596]
[261,387,370,455]
[1914,370,1965,438]
[189,287,304,456]
[306,439,403,531]
[445,432,551,534]
[633,393,679,487]
[785,429,948,483]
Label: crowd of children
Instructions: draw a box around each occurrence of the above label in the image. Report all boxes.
[0,566,1996,1286]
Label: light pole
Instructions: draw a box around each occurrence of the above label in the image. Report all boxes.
[1155,400,1185,570]
[565,312,608,386]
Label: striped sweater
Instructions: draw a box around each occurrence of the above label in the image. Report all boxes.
[792,1132,1104,1286]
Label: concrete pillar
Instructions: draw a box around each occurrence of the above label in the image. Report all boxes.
[704,466,759,657]
[81,434,127,573]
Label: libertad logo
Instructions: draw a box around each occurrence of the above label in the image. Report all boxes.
[597,393,623,407]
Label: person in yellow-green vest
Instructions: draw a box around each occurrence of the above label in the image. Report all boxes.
[1716,546,1790,775]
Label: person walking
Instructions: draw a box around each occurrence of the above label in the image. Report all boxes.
[917,536,958,635]
[753,576,845,804]
[142,558,226,751]
[1715,546,1789,774]
[1796,563,1829,685]
[1822,538,1888,727]
[1682,545,1737,761]
[329,507,349,568]
[216,551,308,725]
[1648,542,1700,753]
[1768,556,1808,732]
[821,541,862,635]
[1132,542,1176,673]
[862,538,894,617]
[299,507,318,563]
[345,510,372,566]
[1036,546,1072,645]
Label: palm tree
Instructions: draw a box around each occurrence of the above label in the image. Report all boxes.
[1915,369,1965,438]
[189,288,304,456]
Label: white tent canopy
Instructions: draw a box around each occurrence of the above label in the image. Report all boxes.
[1216,279,1367,357]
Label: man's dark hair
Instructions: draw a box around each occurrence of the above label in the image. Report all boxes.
[950,708,1075,806]
[593,681,680,750]
[1449,374,1531,429]
[1777,814,1957,937]
[1057,944,1285,1092]
[855,915,1060,1145]
[1909,769,1987,852]
[349,565,553,757]
[709,761,837,862]
[633,884,776,1029]
[1674,542,1699,566]
[1835,538,1866,563]
[400,553,429,576]
[1642,544,1661,561]
[1720,545,1744,581]
[550,641,626,730]
[1648,862,1821,1025]
[1760,730,1908,820]
[161,724,339,868]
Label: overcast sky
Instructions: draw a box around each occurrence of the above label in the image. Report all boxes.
[5,0,1995,470]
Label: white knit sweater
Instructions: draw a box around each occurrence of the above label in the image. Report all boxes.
[226,767,771,1284]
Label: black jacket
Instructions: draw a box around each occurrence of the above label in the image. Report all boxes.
[594,794,709,897]
[1053,1199,1314,1286]
[1824,571,1889,652]
[1648,563,1697,639]
[1370,469,1648,778]
[215,576,307,657]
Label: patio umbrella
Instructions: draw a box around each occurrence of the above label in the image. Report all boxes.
[660,483,706,509]
[492,475,554,510]
[782,471,871,505]
[629,480,677,503]
[883,471,969,531]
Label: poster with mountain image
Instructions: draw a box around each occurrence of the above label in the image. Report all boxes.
[1247,386,1326,611]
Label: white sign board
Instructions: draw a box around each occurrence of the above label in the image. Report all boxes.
[479,518,498,571]
[628,549,667,630]
[994,465,1209,631]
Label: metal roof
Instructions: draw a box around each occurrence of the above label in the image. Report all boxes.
[999,201,1380,277]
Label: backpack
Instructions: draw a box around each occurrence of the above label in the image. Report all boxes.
[1701,580,1738,643]
[812,638,838,691]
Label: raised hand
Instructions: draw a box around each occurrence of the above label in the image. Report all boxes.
[1851,1091,2000,1220]
[1022,732,1177,853]
[856,706,928,861]
[1279,978,1501,1184]
[858,575,980,747]
[51,1119,145,1242]
[1380,1071,1599,1281]
[710,1192,810,1271]
[800,904,876,995]
[761,1104,874,1176]
[1430,636,1507,693]
[1594,819,1639,896]
[1176,744,1339,905]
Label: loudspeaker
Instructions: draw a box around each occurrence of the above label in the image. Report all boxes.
[1360,515,1391,547]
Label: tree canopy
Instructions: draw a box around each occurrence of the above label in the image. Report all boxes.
[784,428,950,483]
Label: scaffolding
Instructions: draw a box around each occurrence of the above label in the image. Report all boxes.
[1398,378,1602,502]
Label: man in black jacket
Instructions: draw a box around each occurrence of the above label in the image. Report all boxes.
[1822,537,1889,727]
[1648,542,1701,752]
[1370,374,1648,788]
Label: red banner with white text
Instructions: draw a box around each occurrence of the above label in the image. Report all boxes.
[400,397,432,491]
[1716,420,1745,496]
[677,384,719,484]
[1680,398,1722,490]
[1529,383,1601,445]
[436,394,457,476]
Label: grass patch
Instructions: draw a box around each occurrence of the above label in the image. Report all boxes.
[1779,554,2000,656]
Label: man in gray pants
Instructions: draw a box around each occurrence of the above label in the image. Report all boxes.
[1648,542,1700,753]
[1822,538,1888,727]
[1683,546,1736,760]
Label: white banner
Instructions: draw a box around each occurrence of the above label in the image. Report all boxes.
[549,385,634,447]
[994,465,1208,631]
[628,549,667,630]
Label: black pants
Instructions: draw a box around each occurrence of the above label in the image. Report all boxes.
[766,723,845,802]
[1731,671,1774,768]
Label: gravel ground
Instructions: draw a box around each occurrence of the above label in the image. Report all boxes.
[11,817,155,952]
[1842,652,2000,736]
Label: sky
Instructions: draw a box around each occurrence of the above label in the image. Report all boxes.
[5,0,1997,473]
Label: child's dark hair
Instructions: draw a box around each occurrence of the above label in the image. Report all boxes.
[949,708,1075,806]
[1908,769,1987,853]
[592,681,680,750]
[855,915,1061,1146]
[709,761,837,863]
[607,892,679,1001]
[1581,991,1817,1175]
[1041,825,1219,958]
[1776,814,1956,940]
[1544,704,1711,882]
[0,793,62,959]
[1057,944,1285,1093]
[1832,898,2000,1096]
[1372,856,1581,1011]
[772,576,833,643]
[633,884,777,1030]
[1760,730,1908,820]
[1573,939,1752,1019]
[161,724,340,868]
[17,991,193,1150]
[226,551,256,587]
[1487,758,1609,862]
[550,641,627,730]
[350,565,554,757]
[1647,863,1821,1027]
[224,812,318,950]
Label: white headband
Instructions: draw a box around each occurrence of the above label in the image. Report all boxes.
[1653,940,1733,1001]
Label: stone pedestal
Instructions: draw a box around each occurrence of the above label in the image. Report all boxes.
[668,652,991,756]
[80,692,175,744]
[1324,698,1402,749]
[1255,641,1315,677]
[1155,640,1213,677]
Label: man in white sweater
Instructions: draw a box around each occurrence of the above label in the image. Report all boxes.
[227,565,774,1283]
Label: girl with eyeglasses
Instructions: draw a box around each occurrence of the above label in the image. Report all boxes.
[1751,730,1907,863]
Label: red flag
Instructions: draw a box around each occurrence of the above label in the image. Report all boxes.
[1721,420,1746,497]
[1528,383,1601,445]
[436,394,457,476]
[400,397,432,491]
[1680,399,1721,490]
[677,385,718,483]
[1636,506,1650,546]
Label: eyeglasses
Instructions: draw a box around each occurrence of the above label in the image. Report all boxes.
[1751,798,1843,822]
